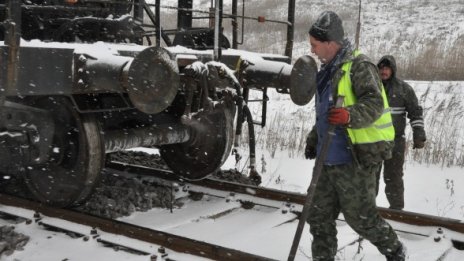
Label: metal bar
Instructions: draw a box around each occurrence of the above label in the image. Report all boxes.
[4,0,22,100]
[0,5,111,13]
[238,0,245,45]
[287,95,345,261]
[177,0,193,29]
[232,0,238,49]
[143,1,172,46]
[378,208,464,230]
[213,0,220,61]
[155,0,161,46]
[285,0,296,59]
[261,88,268,127]
[133,0,144,23]
[156,4,291,25]
[104,124,192,153]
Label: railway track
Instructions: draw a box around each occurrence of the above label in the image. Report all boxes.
[0,194,275,261]
[106,161,464,239]
[105,161,464,259]
[2,160,464,260]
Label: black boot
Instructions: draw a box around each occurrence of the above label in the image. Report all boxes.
[386,243,406,261]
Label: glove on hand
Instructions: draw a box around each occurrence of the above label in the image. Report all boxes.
[328,107,350,125]
[413,139,425,149]
[412,128,426,149]
[305,143,317,159]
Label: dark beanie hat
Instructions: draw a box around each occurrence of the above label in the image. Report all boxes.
[309,11,344,43]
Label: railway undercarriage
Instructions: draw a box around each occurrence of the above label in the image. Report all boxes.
[0,0,317,206]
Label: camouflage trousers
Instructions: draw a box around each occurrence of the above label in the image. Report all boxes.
[376,137,406,210]
[307,162,400,261]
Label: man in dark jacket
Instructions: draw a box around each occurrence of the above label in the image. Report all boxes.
[304,11,405,261]
[376,55,426,210]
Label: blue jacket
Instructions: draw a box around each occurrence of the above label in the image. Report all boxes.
[314,45,353,165]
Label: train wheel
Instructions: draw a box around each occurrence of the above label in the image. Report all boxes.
[160,94,236,180]
[23,97,104,207]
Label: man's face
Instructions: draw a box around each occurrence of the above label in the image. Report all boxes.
[309,35,334,64]
[379,66,393,81]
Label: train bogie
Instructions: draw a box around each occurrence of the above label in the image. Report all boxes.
[0,0,316,207]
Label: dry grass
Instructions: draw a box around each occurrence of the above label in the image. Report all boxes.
[407,82,464,167]
[157,1,463,80]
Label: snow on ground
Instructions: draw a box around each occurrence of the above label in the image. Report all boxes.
[222,149,464,220]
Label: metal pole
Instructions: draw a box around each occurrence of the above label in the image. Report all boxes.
[177,0,193,29]
[285,0,295,60]
[3,0,21,101]
[134,0,144,23]
[213,0,220,60]
[155,0,161,46]
[232,0,238,49]
[287,96,345,261]
[143,1,172,46]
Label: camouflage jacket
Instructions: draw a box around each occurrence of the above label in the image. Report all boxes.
[378,55,426,141]
[307,47,393,165]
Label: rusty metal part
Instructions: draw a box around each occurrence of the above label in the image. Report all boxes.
[106,161,464,235]
[75,46,180,115]
[23,96,104,207]
[104,124,192,153]
[0,194,276,261]
[0,101,55,166]
[1,42,179,115]
[73,53,132,92]
[289,55,317,106]
[377,208,464,233]
[126,47,180,114]
[2,0,21,105]
[240,55,317,106]
[159,92,236,180]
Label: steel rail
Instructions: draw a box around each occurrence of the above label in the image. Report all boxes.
[0,194,275,261]
[106,161,464,235]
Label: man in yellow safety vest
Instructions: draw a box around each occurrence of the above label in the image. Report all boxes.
[304,11,405,261]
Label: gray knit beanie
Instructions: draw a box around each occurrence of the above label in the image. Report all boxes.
[309,11,344,43]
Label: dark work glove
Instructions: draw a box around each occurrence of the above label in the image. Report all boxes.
[413,139,425,149]
[413,128,426,149]
[305,143,317,159]
[328,107,350,125]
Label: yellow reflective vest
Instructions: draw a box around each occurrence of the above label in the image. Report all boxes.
[337,51,395,145]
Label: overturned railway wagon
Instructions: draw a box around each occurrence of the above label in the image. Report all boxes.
[0,0,316,207]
